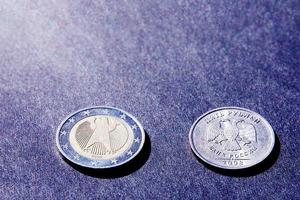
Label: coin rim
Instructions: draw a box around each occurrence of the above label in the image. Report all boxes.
[56,106,146,169]
[189,106,275,170]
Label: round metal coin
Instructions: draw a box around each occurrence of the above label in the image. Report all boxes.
[56,106,145,169]
[189,107,275,169]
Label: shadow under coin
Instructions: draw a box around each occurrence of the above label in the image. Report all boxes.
[61,131,151,179]
[193,133,280,177]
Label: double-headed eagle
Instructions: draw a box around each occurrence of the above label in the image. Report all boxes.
[207,119,256,151]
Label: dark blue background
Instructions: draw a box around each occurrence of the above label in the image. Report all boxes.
[0,0,299,199]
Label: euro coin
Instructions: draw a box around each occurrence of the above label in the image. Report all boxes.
[56,106,145,169]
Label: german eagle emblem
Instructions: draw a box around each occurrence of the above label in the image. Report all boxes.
[75,117,129,155]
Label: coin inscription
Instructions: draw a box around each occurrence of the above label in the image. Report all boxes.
[189,107,275,169]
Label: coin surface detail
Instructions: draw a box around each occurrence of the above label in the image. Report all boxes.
[56,106,145,169]
[189,107,275,169]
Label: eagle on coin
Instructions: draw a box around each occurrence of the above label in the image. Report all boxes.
[207,119,256,151]
[75,116,129,155]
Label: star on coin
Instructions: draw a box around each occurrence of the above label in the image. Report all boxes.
[91,161,97,166]
[83,110,90,116]
[132,125,137,130]
[102,109,109,114]
[134,138,140,143]
[74,154,80,160]
[62,144,68,149]
[60,130,67,136]
[111,159,118,164]
[127,150,133,156]
[68,118,75,123]
[120,114,126,119]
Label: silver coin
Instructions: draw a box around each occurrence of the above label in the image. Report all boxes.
[189,107,275,169]
[56,106,145,169]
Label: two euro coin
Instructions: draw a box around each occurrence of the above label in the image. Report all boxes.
[189,107,275,169]
[56,106,145,169]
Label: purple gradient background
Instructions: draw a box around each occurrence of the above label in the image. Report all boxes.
[0,0,299,199]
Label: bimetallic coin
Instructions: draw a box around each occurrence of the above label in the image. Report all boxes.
[189,107,275,169]
[56,106,145,169]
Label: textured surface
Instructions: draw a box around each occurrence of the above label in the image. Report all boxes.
[0,0,299,199]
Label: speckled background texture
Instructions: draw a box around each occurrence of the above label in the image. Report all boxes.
[0,0,299,199]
